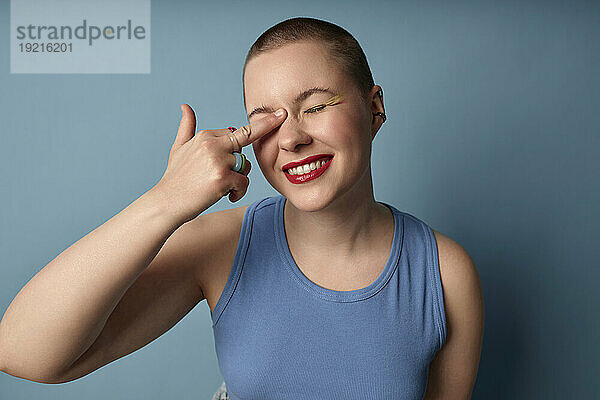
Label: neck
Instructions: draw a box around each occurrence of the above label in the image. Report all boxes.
[283,168,393,260]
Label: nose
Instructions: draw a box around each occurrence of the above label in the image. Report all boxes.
[277,117,313,152]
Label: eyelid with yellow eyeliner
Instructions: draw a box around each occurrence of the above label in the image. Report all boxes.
[304,93,344,113]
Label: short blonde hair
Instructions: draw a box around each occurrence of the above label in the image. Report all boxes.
[243,17,376,106]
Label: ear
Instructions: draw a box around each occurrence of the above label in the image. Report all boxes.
[369,85,386,140]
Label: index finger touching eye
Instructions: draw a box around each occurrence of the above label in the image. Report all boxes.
[230,108,287,148]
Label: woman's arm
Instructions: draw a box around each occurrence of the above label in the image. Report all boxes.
[423,230,485,400]
[0,104,280,384]
[0,189,186,383]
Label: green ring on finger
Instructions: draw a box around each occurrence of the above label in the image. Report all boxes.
[232,152,246,173]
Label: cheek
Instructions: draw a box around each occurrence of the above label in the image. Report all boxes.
[336,130,372,171]
[329,115,368,153]
[252,141,277,170]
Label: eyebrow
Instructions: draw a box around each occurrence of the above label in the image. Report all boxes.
[247,86,338,120]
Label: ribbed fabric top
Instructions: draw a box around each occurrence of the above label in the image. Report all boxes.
[210,195,447,399]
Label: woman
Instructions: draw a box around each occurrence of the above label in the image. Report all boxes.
[0,17,484,399]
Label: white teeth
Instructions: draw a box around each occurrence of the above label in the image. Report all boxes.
[287,157,330,175]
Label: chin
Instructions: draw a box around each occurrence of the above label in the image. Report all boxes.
[281,188,338,213]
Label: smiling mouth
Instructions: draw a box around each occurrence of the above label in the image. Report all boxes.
[283,156,333,184]
[284,156,333,175]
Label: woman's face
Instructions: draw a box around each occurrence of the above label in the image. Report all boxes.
[244,41,380,211]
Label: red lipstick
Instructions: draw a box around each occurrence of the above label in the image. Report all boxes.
[281,154,333,170]
[283,156,333,184]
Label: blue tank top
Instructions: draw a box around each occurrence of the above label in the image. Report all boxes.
[210,195,447,399]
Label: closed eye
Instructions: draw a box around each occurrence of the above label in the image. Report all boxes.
[304,93,344,115]
[304,104,327,114]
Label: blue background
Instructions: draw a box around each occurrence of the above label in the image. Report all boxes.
[1,0,598,398]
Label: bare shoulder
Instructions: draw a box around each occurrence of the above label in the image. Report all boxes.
[424,230,485,399]
[431,230,480,285]
[431,229,484,325]
[185,205,249,312]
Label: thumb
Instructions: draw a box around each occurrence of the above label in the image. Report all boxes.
[174,104,197,148]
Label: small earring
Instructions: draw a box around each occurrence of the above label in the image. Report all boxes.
[378,89,383,99]
[374,112,386,123]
